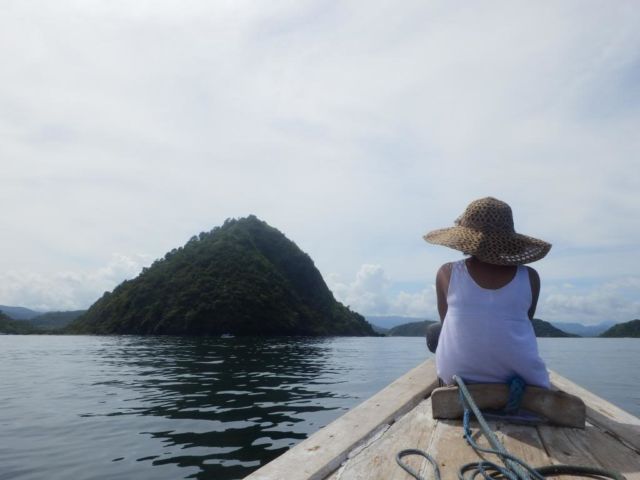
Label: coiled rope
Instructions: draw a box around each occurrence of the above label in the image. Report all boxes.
[395,375,627,480]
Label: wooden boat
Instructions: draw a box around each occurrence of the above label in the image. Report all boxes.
[245,359,640,480]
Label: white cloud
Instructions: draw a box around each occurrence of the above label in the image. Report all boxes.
[390,289,437,320]
[0,254,151,311]
[328,264,437,318]
[329,264,390,315]
[538,277,640,325]
[331,265,639,326]
[0,1,638,321]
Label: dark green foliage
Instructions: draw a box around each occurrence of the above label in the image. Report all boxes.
[387,318,576,338]
[599,319,640,338]
[532,318,577,337]
[387,320,436,337]
[0,311,36,334]
[30,310,86,330]
[68,216,375,336]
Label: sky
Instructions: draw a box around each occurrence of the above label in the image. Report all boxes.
[1,1,639,325]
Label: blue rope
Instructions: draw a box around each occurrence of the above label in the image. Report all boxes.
[396,449,441,480]
[453,375,626,480]
[504,376,525,414]
[456,376,539,480]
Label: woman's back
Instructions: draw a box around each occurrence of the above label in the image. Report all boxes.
[435,259,550,388]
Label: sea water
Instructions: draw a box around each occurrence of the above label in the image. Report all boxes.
[0,336,638,480]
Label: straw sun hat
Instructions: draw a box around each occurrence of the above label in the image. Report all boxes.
[423,197,551,265]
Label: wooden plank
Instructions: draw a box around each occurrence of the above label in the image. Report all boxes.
[330,398,436,480]
[539,424,640,480]
[425,418,497,480]
[496,422,551,469]
[245,359,439,480]
[549,371,640,451]
[425,419,549,480]
[432,384,585,428]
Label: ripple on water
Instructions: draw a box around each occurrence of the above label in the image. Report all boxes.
[2,336,637,480]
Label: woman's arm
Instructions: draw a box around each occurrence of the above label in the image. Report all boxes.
[526,266,541,320]
[436,263,452,322]
[427,263,452,353]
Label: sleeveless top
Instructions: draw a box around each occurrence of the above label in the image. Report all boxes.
[435,260,550,388]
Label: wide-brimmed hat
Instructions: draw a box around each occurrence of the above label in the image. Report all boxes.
[423,197,551,265]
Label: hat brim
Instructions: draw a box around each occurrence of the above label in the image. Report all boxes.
[423,226,551,265]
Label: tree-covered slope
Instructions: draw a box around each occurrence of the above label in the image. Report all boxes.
[599,319,640,338]
[0,311,35,334]
[386,318,575,338]
[387,320,436,337]
[68,216,374,336]
[532,318,577,337]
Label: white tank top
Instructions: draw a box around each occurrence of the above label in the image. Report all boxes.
[435,260,550,388]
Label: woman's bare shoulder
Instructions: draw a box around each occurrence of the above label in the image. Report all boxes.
[436,262,454,284]
[437,262,454,274]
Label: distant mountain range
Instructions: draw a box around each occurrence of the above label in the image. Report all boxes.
[0,305,43,320]
[549,321,615,337]
[366,316,429,330]
[30,311,86,330]
[0,307,85,332]
[387,320,436,337]
[1,303,638,338]
[382,318,576,338]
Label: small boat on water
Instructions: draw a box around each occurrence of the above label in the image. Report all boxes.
[245,359,640,480]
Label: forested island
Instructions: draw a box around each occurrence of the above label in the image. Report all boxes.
[600,319,640,338]
[0,218,636,339]
[387,320,436,336]
[0,311,35,334]
[67,216,375,336]
[384,318,576,338]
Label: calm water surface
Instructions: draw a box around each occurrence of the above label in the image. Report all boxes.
[0,336,638,480]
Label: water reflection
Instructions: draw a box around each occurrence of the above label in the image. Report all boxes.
[91,337,356,479]
[0,336,429,480]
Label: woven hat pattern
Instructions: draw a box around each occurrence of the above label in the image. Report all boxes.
[423,197,551,265]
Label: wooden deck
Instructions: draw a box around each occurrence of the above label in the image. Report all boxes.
[245,359,640,480]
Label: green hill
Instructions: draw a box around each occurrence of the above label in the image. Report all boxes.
[532,318,577,337]
[68,216,374,336]
[599,319,640,338]
[387,320,436,336]
[387,318,575,338]
[0,311,36,334]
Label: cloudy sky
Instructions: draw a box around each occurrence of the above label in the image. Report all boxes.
[1,1,638,325]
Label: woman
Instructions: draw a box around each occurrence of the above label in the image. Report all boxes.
[423,197,551,388]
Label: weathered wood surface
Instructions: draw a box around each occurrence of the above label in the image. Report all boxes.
[329,408,555,480]
[326,370,640,480]
[328,398,437,480]
[431,383,586,428]
[327,417,640,480]
[244,359,438,480]
[246,366,640,480]
[539,423,640,480]
[549,371,640,452]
